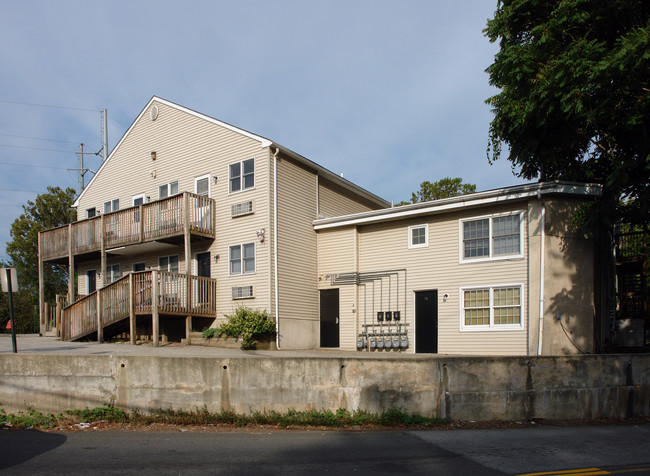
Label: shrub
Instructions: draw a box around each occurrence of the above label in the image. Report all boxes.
[202,306,276,349]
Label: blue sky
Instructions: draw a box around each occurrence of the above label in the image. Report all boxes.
[0,0,522,260]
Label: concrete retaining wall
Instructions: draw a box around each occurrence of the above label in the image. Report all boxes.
[0,354,648,420]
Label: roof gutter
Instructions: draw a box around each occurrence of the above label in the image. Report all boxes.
[313,181,601,230]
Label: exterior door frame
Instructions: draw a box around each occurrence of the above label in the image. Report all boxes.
[414,289,438,353]
[319,288,340,348]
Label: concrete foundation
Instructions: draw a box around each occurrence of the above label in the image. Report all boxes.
[0,354,648,420]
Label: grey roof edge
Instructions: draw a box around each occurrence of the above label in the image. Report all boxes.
[313,180,602,230]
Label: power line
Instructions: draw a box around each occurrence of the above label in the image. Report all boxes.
[0,133,81,144]
[0,188,40,193]
[0,204,23,208]
[0,162,70,170]
[0,144,76,154]
[0,99,99,113]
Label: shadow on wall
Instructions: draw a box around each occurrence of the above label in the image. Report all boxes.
[544,199,599,355]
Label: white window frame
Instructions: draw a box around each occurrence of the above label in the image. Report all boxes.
[229,242,256,276]
[104,198,119,214]
[132,194,145,206]
[105,264,121,284]
[158,180,179,200]
[229,158,255,194]
[132,262,146,272]
[158,255,179,273]
[194,174,210,197]
[86,207,96,219]
[459,283,525,332]
[408,224,428,249]
[459,211,524,263]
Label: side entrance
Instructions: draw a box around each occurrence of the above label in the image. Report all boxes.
[320,289,339,348]
[415,290,438,353]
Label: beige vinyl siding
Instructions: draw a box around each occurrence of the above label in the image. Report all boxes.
[317,228,358,350]
[276,155,319,349]
[318,177,383,219]
[351,202,530,355]
[75,100,273,319]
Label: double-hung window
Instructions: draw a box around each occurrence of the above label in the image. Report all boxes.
[461,212,523,262]
[461,284,523,331]
[229,158,254,193]
[408,224,428,249]
[229,243,255,275]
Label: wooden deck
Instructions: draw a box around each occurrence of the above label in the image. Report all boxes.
[40,192,215,262]
[61,270,217,343]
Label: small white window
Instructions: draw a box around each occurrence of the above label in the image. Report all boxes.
[105,264,121,283]
[159,181,179,200]
[460,284,524,331]
[229,158,255,193]
[195,174,210,197]
[86,207,96,219]
[408,224,428,249]
[229,243,255,275]
[104,199,119,214]
[159,255,179,273]
[460,212,523,263]
[132,262,146,272]
[132,194,145,206]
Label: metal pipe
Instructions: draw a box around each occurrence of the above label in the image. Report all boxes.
[273,148,280,349]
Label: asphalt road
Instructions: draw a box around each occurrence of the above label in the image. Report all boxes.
[1,424,649,475]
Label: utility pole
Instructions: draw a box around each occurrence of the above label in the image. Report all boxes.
[102,108,109,161]
[79,143,85,193]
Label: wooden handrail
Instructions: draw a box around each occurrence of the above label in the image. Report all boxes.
[40,192,216,260]
[60,270,217,342]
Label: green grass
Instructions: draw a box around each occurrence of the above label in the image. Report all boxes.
[0,405,447,430]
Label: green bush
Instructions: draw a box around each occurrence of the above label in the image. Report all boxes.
[202,306,276,349]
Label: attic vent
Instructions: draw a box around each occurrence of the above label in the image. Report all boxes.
[232,286,253,299]
[231,200,253,217]
[150,105,159,121]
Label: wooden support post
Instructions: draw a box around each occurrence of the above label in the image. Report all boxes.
[186,316,192,341]
[152,269,159,347]
[100,214,106,288]
[184,193,192,313]
[68,223,74,303]
[129,273,136,345]
[38,232,45,335]
[96,288,103,343]
[139,204,144,243]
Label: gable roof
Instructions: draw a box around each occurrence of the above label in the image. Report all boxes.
[74,96,389,208]
[313,181,602,230]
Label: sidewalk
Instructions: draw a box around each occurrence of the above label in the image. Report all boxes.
[0,335,429,359]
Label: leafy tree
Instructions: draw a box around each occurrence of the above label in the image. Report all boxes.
[397,177,477,206]
[4,186,77,328]
[485,0,650,229]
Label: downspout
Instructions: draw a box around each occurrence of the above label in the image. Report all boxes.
[537,197,546,355]
[273,148,280,349]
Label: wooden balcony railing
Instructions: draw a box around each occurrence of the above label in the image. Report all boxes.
[61,270,217,342]
[40,192,215,261]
